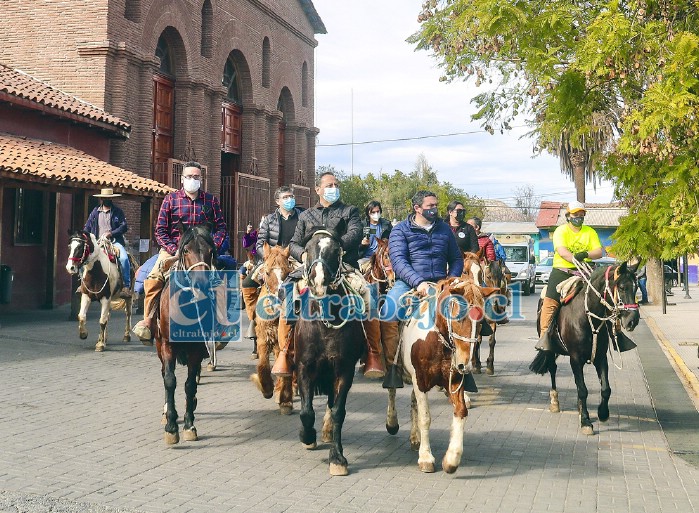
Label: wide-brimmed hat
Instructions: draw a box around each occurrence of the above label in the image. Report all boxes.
[93,188,121,198]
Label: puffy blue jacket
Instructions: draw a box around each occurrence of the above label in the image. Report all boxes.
[388,215,464,289]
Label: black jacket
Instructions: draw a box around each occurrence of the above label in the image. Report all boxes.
[289,201,363,268]
[255,207,304,256]
[447,220,479,254]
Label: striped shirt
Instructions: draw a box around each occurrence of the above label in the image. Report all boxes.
[155,188,228,255]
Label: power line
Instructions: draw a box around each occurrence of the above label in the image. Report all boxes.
[317,128,494,147]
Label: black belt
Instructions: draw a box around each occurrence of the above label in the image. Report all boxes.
[555,267,582,277]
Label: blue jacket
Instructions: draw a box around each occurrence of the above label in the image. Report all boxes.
[388,215,464,289]
[84,204,128,246]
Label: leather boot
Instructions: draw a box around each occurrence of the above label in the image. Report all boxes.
[132,278,163,346]
[362,319,385,378]
[272,316,293,377]
[241,286,259,323]
[380,321,404,388]
[247,319,258,359]
[535,297,560,352]
[612,319,637,352]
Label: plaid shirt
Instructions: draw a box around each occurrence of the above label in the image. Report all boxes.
[155,188,228,255]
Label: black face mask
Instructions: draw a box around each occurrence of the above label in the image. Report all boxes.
[102,200,113,208]
[455,210,465,222]
[422,208,439,223]
[570,216,584,227]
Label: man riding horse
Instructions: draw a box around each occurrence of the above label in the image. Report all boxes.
[83,188,132,299]
[271,171,381,377]
[132,161,228,344]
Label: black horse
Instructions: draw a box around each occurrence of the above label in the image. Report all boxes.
[530,262,640,435]
[294,228,364,476]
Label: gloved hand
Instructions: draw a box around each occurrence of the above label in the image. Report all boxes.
[573,251,589,261]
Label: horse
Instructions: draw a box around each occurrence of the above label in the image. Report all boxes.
[294,228,364,476]
[362,237,394,294]
[66,231,135,352]
[399,276,500,473]
[249,243,295,414]
[461,249,484,285]
[155,224,218,445]
[529,262,640,435]
[473,257,508,375]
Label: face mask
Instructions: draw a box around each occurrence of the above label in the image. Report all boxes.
[370,213,381,222]
[182,177,201,194]
[102,200,113,208]
[570,216,584,227]
[454,211,465,222]
[323,187,340,204]
[422,208,439,223]
[281,197,296,211]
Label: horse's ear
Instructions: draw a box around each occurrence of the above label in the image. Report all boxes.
[618,261,629,275]
[204,221,214,234]
[479,286,502,298]
[281,245,291,258]
[625,259,640,274]
[177,220,187,236]
[476,247,485,260]
[262,241,271,259]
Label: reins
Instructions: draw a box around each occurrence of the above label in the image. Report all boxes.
[72,235,115,296]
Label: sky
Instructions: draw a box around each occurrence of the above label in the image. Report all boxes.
[311,0,615,207]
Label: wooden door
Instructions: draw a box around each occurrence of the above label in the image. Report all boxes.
[152,75,175,169]
[221,102,242,154]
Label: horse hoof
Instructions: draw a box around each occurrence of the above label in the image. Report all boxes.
[473,367,482,374]
[598,407,610,422]
[123,335,131,343]
[442,458,458,474]
[207,363,215,372]
[80,332,88,340]
[161,413,167,425]
[215,342,228,350]
[418,461,435,473]
[581,425,594,436]
[386,423,399,435]
[183,428,198,441]
[164,431,179,445]
[329,463,349,476]
[95,344,105,352]
[486,367,494,376]
[549,403,561,413]
[250,352,259,360]
[410,439,420,451]
[279,403,293,415]
[302,442,317,450]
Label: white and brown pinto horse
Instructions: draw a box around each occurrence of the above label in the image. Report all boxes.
[66,231,134,352]
[400,277,499,473]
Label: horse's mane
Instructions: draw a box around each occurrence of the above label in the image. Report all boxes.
[178,224,217,257]
[302,226,341,248]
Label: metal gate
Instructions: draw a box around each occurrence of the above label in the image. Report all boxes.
[233,173,270,263]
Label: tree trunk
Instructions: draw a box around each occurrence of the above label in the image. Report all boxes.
[569,150,586,202]
[647,258,663,304]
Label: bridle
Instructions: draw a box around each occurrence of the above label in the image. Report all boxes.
[303,230,344,289]
[68,234,91,266]
[369,245,394,286]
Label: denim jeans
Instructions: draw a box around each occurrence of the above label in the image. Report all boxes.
[379,279,414,321]
[638,277,648,302]
[113,242,130,288]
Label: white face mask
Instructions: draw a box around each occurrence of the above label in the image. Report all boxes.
[370,213,380,222]
[182,177,201,194]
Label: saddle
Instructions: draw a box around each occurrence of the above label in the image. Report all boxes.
[557,276,583,304]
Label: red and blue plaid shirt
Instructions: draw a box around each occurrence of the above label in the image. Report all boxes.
[155,188,228,255]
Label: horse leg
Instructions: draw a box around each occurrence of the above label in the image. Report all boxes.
[442,381,468,474]
[162,356,179,444]
[206,341,216,371]
[486,324,496,375]
[95,298,110,352]
[570,356,593,435]
[298,364,317,450]
[321,405,333,443]
[413,385,436,473]
[409,390,420,450]
[277,375,293,415]
[328,373,354,476]
[182,353,201,442]
[251,322,275,399]
[473,337,482,374]
[549,359,560,413]
[123,297,132,343]
[595,354,611,422]
[78,294,90,340]
[386,387,399,435]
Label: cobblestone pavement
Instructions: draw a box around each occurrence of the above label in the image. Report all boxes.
[0,293,697,513]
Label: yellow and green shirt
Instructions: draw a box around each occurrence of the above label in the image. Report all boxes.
[552,224,602,269]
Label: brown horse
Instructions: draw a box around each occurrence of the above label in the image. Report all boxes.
[400,277,499,473]
[473,257,508,375]
[66,231,135,352]
[155,224,218,445]
[461,249,484,285]
[250,243,295,414]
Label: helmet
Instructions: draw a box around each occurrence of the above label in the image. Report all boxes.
[567,201,586,214]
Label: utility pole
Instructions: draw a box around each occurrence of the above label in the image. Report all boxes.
[351,88,354,177]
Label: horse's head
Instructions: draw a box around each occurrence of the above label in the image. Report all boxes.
[608,261,641,331]
[303,227,343,297]
[66,230,94,274]
[461,250,483,285]
[367,238,394,287]
[177,223,217,288]
[260,242,292,295]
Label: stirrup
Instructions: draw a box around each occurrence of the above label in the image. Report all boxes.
[132,322,153,346]
[535,331,555,352]
[271,350,292,377]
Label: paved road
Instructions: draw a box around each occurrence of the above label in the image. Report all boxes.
[0,293,697,513]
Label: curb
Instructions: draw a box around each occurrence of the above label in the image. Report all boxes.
[645,315,699,407]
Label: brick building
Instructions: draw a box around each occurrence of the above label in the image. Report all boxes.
[1,0,326,262]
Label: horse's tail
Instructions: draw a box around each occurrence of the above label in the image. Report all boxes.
[529,350,556,375]
[176,352,189,367]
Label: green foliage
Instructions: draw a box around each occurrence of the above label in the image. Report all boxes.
[412,0,699,258]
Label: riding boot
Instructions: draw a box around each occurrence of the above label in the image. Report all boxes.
[535,297,560,352]
[271,316,294,377]
[132,278,163,345]
[381,321,404,388]
[362,319,385,378]
[241,286,259,323]
[246,319,258,359]
[612,320,637,352]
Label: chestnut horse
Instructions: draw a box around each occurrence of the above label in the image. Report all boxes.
[530,262,640,435]
[400,277,499,473]
[250,243,295,414]
[156,224,218,445]
[473,257,508,375]
[295,229,364,476]
[66,231,135,352]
